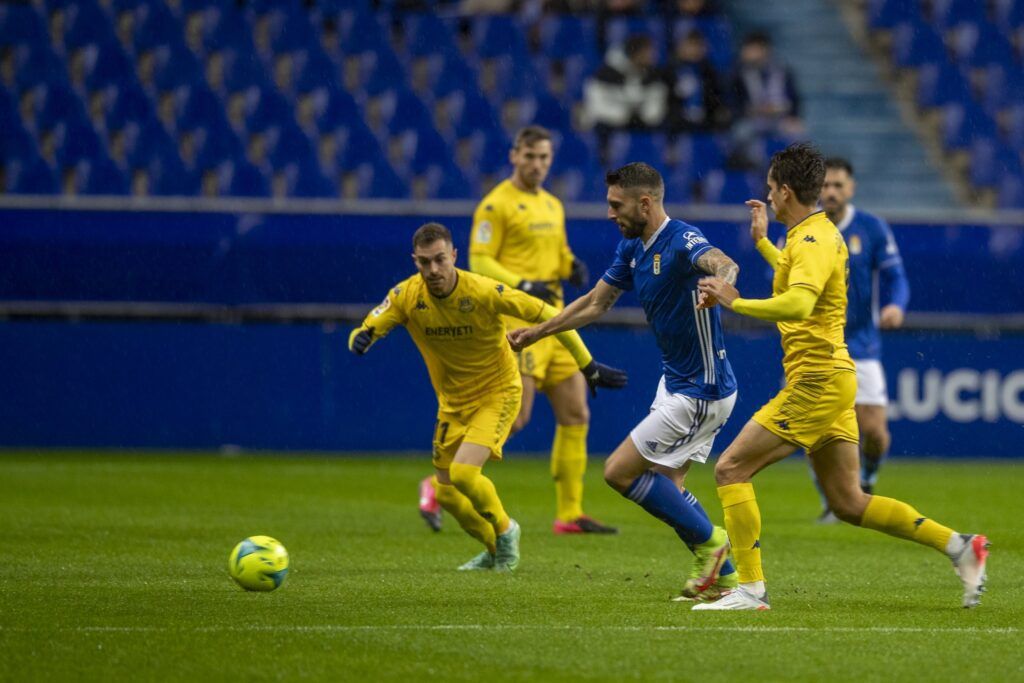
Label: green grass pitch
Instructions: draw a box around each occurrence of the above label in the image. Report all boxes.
[1,452,1021,682]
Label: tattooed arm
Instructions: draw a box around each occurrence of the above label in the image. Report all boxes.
[695,247,740,285]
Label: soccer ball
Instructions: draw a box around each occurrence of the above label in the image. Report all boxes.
[228,536,289,592]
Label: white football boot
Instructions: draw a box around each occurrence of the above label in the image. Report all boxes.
[951,534,990,608]
[691,584,770,611]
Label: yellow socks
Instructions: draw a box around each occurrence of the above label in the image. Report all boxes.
[861,495,954,553]
[449,462,511,535]
[551,424,588,522]
[718,482,764,583]
[433,477,497,553]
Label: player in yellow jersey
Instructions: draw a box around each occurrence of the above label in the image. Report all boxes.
[456,124,617,535]
[691,143,989,610]
[350,222,626,571]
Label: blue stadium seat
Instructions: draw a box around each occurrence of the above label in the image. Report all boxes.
[533,15,598,61]
[261,5,317,55]
[75,42,137,91]
[604,131,669,171]
[700,170,761,204]
[996,171,1024,208]
[948,22,1015,68]
[101,82,154,131]
[998,104,1024,150]
[28,82,89,133]
[337,8,386,56]
[223,159,270,197]
[57,0,117,51]
[454,127,511,178]
[301,86,361,134]
[670,133,727,180]
[441,89,500,139]
[346,160,408,199]
[417,161,472,200]
[929,0,987,30]
[292,47,341,94]
[53,119,104,167]
[973,65,1024,113]
[552,131,595,173]
[240,86,294,133]
[940,102,997,149]
[916,60,971,108]
[150,41,203,91]
[664,165,696,203]
[994,0,1024,30]
[1,119,38,164]
[356,48,408,97]
[968,138,1023,188]
[277,159,336,198]
[9,43,69,92]
[121,116,178,168]
[407,50,477,101]
[132,1,182,52]
[397,13,457,57]
[7,155,59,194]
[80,155,130,195]
[264,122,314,168]
[0,3,48,47]
[468,15,531,61]
[336,120,385,169]
[172,84,224,132]
[192,4,252,54]
[148,152,200,196]
[866,0,919,30]
[892,20,947,67]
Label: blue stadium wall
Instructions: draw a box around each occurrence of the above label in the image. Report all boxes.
[1,207,1022,457]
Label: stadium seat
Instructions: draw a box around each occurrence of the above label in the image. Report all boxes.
[132,1,183,53]
[394,13,457,58]
[101,82,155,131]
[7,155,59,194]
[604,131,669,171]
[604,16,667,61]
[940,102,997,149]
[928,0,987,30]
[0,3,48,47]
[915,60,971,109]
[532,15,598,62]
[973,64,1024,114]
[468,15,532,62]
[79,155,130,195]
[222,159,270,197]
[275,159,336,198]
[968,138,1023,188]
[55,0,117,52]
[291,47,341,95]
[891,20,947,67]
[299,86,361,134]
[149,41,203,91]
[264,122,314,168]
[9,43,69,93]
[866,0,920,30]
[948,22,1015,68]
[994,0,1024,30]
[996,170,1024,207]
[700,169,761,204]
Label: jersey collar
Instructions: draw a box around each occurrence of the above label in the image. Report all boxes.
[643,216,671,252]
[787,209,825,233]
[835,204,856,232]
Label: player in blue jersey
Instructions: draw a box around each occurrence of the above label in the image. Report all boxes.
[813,157,910,522]
[508,162,740,601]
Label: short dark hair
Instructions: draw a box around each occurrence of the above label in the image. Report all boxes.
[742,31,772,48]
[412,222,452,249]
[768,142,825,205]
[605,162,664,199]
[624,35,652,59]
[825,157,854,177]
[514,125,552,150]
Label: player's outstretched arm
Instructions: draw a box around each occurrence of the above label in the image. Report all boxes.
[746,199,781,269]
[507,280,622,352]
[698,278,817,321]
[348,326,375,355]
[695,247,740,284]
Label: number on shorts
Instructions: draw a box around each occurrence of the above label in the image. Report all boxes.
[435,420,450,445]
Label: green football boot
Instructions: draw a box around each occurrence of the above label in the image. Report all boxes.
[676,526,732,600]
[494,519,521,572]
[457,550,495,571]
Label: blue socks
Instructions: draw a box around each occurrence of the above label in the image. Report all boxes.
[624,471,736,577]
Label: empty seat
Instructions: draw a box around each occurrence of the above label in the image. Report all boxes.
[892,20,947,67]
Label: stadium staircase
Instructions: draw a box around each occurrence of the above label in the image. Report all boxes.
[725,0,959,210]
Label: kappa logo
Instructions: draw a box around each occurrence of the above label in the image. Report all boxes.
[775,419,790,431]
[415,299,428,311]
[803,235,817,243]
[914,517,926,528]
[653,253,662,275]
[458,297,475,313]
[495,284,505,295]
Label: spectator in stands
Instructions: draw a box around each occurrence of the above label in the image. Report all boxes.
[666,28,727,132]
[728,31,803,168]
[669,0,720,18]
[582,34,668,138]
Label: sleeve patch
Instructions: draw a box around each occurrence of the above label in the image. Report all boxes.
[475,220,493,244]
[683,230,709,249]
[372,297,392,316]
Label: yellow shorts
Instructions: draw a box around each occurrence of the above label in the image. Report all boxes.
[517,335,580,392]
[432,386,522,469]
[752,369,859,452]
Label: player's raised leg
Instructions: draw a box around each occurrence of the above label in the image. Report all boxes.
[548,372,617,534]
[448,442,521,572]
[433,467,498,570]
[810,438,990,608]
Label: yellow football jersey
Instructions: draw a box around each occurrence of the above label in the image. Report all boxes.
[358,269,548,411]
[469,179,575,305]
[773,211,855,378]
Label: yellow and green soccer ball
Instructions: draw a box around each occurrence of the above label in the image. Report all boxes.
[228,536,289,591]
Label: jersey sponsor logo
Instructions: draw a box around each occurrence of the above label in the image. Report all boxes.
[683,231,708,249]
[458,297,475,313]
[888,368,1024,424]
[475,220,493,244]
[803,235,817,243]
[425,325,474,337]
[415,299,429,311]
[528,221,554,231]
[849,234,862,255]
[372,297,392,316]
[653,253,662,275]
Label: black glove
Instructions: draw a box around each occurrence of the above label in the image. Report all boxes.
[349,326,374,355]
[517,279,558,304]
[569,259,589,289]
[582,360,628,397]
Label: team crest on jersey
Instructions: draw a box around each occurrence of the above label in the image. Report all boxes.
[475,220,493,244]
[458,297,475,313]
[653,253,662,275]
[372,297,392,316]
[849,234,862,255]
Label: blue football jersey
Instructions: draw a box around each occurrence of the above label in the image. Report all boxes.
[837,206,910,360]
[601,218,737,400]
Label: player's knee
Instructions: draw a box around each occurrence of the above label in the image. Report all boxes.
[861,426,890,458]
[827,492,870,526]
[448,462,478,490]
[713,455,741,486]
[603,458,631,493]
[561,403,590,425]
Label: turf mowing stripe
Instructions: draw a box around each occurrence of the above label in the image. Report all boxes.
[3,625,1017,635]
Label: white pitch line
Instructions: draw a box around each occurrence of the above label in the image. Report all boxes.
[2,625,1017,635]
